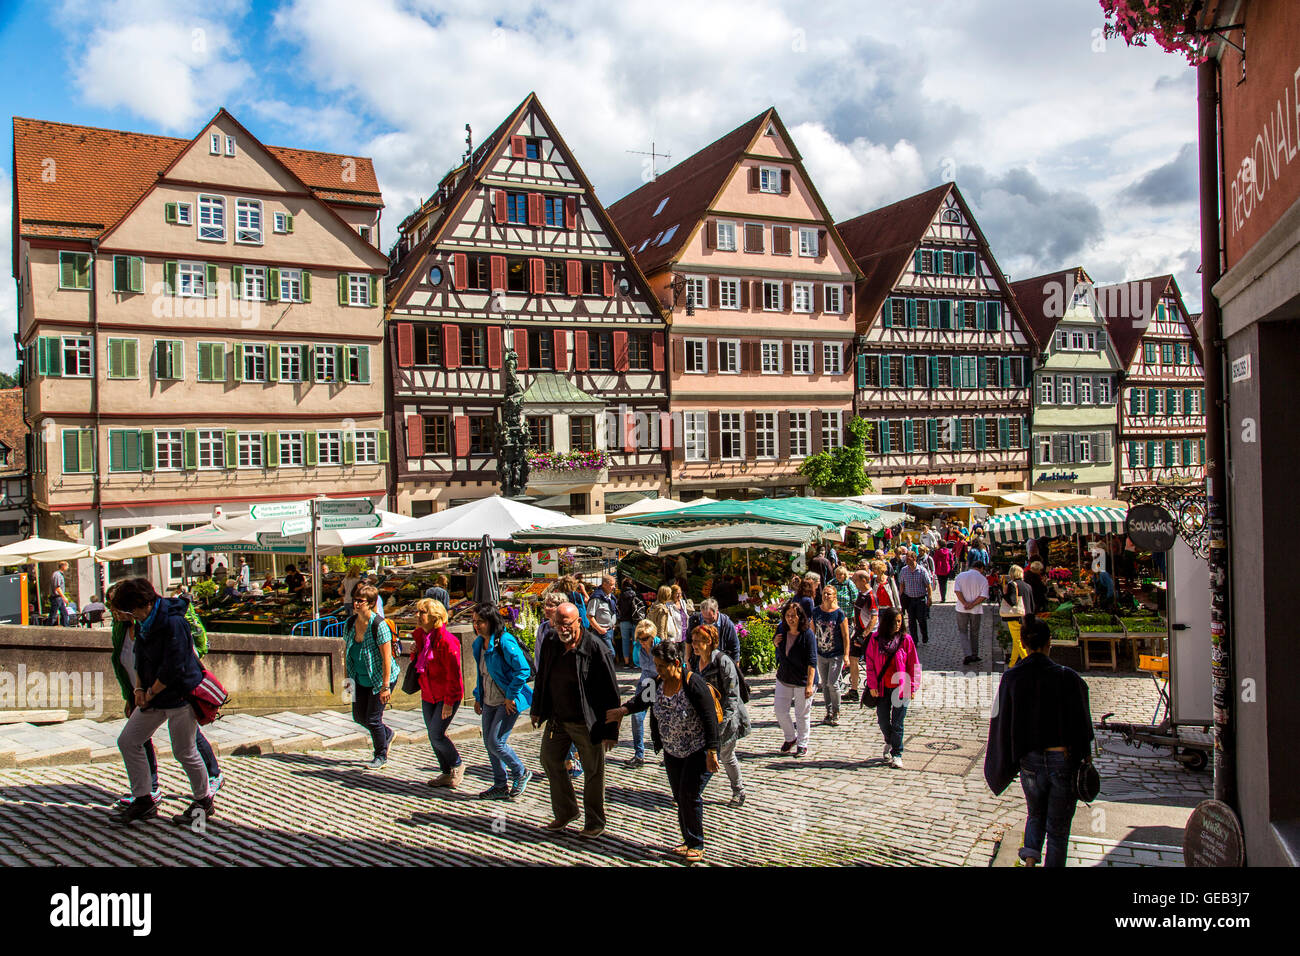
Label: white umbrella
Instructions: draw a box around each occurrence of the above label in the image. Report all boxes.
[341,495,582,556]
[0,535,95,562]
[94,527,179,562]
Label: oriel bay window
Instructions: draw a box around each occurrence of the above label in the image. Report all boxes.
[569,415,596,452]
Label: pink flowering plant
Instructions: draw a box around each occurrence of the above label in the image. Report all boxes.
[527,449,611,473]
[1047,567,1074,583]
[1099,1,1208,65]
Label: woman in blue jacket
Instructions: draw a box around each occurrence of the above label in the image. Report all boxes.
[472,603,534,800]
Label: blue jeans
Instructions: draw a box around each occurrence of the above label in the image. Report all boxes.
[875,697,908,757]
[630,678,652,759]
[481,703,525,787]
[421,699,461,774]
[1019,750,1080,866]
[351,682,394,759]
[619,621,635,661]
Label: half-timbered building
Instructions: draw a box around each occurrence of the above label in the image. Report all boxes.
[386,93,669,516]
[1097,275,1207,491]
[608,108,859,500]
[1011,267,1123,497]
[838,184,1038,496]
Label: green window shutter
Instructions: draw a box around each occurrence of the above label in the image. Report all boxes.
[913,250,922,273]
[113,256,128,292]
[286,215,294,233]
[879,355,890,388]
[225,430,238,469]
[343,433,356,466]
[60,254,76,289]
[184,430,198,470]
[78,430,94,472]
[976,357,987,389]
[1020,416,1029,448]
[1001,356,1011,386]
[141,430,155,472]
[369,275,379,307]
[197,344,211,382]
[357,346,370,384]
[1145,440,1155,465]
[1199,438,1206,462]
[338,274,350,306]
[268,268,280,302]
[950,356,960,387]
[928,418,939,450]
[334,345,345,381]
[880,420,892,453]
[36,338,48,376]
[1165,440,1175,465]
[301,271,311,302]
[999,417,1011,449]
[124,430,141,471]
[231,265,243,299]
[906,299,916,328]
[164,261,178,294]
[1127,441,1137,466]
[268,344,280,382]
[265,432,279,468]
[903,356,914,388]
[950,417,962,451]
[305,431,319,467]
[107,339,123,379]
[903,420,915,453]
[39,337,62,376]
[975,417,987,450]
[165,202,178,224]
[1182,439,1192,464]
[1183,388,1193,412]
[75,254,91,288]
[124,340,138,378]
[856,353,866,388]
[215,345,227,382]
[881,299,892,329]
[62,431,78,473]
[129,257,144,293]
[233,344,244,382]
[928,356,939,389]
[206,263,219,298]
[377,430,389,463]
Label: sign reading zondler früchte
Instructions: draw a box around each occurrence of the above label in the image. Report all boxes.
[1125,503,1178,552]
[1183,799,1245,867]
[342,538,487,556]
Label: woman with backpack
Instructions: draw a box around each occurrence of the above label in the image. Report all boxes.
[626,619,660,769]
[812,584,850,727]
[689,623,750,807]
[870,559,898,611]
[606,640,720,863]
[412,598,465,790]
[616,578,646,669]
[933,541,955,602]
[344,584,401,770]
[774,600,817,758]
[862,606,921,769]
[1001,565,1034,668]
[471,603,534,800]
[648,585,681,645]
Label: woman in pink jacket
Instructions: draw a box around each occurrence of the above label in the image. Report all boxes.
[861,607,921,769]
[412,599,466,789]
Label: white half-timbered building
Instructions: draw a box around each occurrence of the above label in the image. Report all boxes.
[386,93,669,515]
[837,184,1038,496]
[1098,275,1207,491]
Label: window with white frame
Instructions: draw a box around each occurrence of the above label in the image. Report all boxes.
[279,268,303,302]
[761,341,782,373]
[178,261,206,297]
[719,412,743,460]
[198,195,225,241]
[175,203,192,225]
[1151,442,1164,467]
[789,411,810,457]
[242,265,266,301]
[1078,377,1092,404]
[798,227,818,257]
[763,281,782,311]
[62,337,92,377]
[356,430,380,464]
[238,432,264,468]
[1189,389,1202,414]
[243,344,267,382]
[822,410,842,449]
[347,274,370,307]
[236,199,263,244]
[822,343,842,375]
[1169,389,1182,414]
[279,344,303,382]
[1130,442,1146,467]
[273,212,290,233]
[1150,389,1164,415]
[198,429,225,469]
[1038,436,1053,464]
[1078,434,1093,463]
[684,276,706,310]
[758,167,782,192]
[824,284,842,314]
[279,431,305,467]
[155,430,183,470]
[1097,377,1111,404]
[209,134,221,155]
[718,339,740,373]
[1130,388,1146,414]
[1059,377,1074,405]
[225,135,236,156]
[754,412,776,459]
[684,412,708,462]
[1087,331,1098,350]
[317,430,343,465]
[684,338,707,373]
[716,221,737,251]
[791,342,813,375]
[1057,330,1069,351]
[315,345,337,382]
[1039,377,1055,404]
[718,278,740,310]
[792,282,813,313]
[1071,331,1085,350]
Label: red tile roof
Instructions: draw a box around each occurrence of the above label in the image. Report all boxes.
[1009,266,1092,347]
[1096,274,1174,367]
[606,109,772,275]
[12,112,383,268]
[0,389,27,476]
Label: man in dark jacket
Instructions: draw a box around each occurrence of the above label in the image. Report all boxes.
[532,602,620,838]
[809,546,837,590]
[111,578,215,826]
[984,617,1094,866]
[687,598,741,666]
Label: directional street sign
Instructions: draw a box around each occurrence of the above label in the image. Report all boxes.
[318,514,382,531]
[317,499,376,517]
[281,516,313,536]
[249,501,312,520]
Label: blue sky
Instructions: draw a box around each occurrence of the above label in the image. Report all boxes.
[1,0,1203,372]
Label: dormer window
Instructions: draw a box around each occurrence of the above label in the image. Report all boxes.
[359,226,372,244]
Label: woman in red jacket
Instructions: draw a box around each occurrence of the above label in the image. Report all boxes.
[862,607,921,769]
[413,599,466,789]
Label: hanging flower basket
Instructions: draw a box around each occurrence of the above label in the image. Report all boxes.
[1099,1,1208,65]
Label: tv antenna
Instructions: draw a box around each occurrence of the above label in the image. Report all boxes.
[627,141,671,181]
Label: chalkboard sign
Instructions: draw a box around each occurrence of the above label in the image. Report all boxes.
[1126,503,1178,552]
[1183,799,1245,867]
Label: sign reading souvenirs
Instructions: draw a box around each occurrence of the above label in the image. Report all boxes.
[903,476,957,487]
[1182,799,1245,867]
[1126,503,1178,552]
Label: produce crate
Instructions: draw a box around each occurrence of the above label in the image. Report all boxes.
[1072,611,1124,639]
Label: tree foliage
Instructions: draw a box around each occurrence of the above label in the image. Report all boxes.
[798,416,874,496]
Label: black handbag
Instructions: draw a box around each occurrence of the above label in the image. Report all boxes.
[1076,760,1101,804]
[401,658,421,695]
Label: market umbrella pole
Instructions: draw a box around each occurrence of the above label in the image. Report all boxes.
[472,533,500,607]
[746,549,752,592]
[310,499,320,636]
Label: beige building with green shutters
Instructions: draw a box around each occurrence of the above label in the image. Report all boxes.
[13,110,389,598]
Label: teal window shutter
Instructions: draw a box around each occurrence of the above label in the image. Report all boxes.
[927,418,939,451]
[975,301,985,331]
[1182,438,1192,464]
[882,298,892,329]
[950,356,960,387]
[1001,356,1011,386]
[999,417,1011,449]
[951,417,963,450]
[906,299,917,328]
[1146,440,1156,465]
[879,355,889,388]
[1165,440,1175,465]
[881,420,892,453]
[928,356,939,389]
[141,430,154,471]
[856,353,866,388]
[357,346,370,384]
[62,431,78,473]
[913,250,922,273]
[903,356,915,388]
[977,357,987,389]
[1199,438,1206,462]
[975,417,986,450]
[903,419,915,452]
[986,301,999,330]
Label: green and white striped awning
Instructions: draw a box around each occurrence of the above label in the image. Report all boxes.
[984,506,1128,543]
[654,522,821,555]
[511,523,682,556]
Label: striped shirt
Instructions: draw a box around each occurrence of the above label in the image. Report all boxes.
[898,565,933,599]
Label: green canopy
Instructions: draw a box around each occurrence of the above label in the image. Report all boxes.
[622,498,844,531]
[511,523,682,555]
[654,522,821,555]
[984,506,1128,543]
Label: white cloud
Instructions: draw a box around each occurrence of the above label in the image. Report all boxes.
[791,123,926,218]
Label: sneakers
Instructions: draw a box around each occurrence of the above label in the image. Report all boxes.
[366,756,387,770]
[794,746,808,758]
[115,787,161,809]
[479,785,511,800]
[171,796,215,826]
[825,713,839,727]
[779,740,796,754]
[883,742,893,762]
[890,754,904,769]
[729,791,747,809]
[449,763,465,788]
[509,769,533,799]
[843,689,860,704]
[627,756,645,769]
[208,773,223,794]
[113,795,158,824]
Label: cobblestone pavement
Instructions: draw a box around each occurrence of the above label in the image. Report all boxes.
[0,606,1209,866]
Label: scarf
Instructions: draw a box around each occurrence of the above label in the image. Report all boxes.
[874,629,903,660]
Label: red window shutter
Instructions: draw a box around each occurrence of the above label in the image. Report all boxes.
[405,414,424,458]
[613,331,629,371]
[844,284,854,313]
[818,229,828,257]
[514,329,529,369]
[740,280,750,309]
[783,342,793,374]
[553,329,568,370]
[813,285,823,314]
[659,412,674,452]
[574,330,590,371]
[672,336,685,374]
[623,411,637,452]
[602,263,615,297]
[651,331,665,371]
[488,326,503,368]
[528,193,543,227]
[566,260,582,295]
[452,253,467,290]
[443,325,461,369]
[781,169,791,195]
[782,281,792,313]
[510,135,526,158]
[748,167,760,191]
[493,190,507,224]
[395,322,414,368]
[564,195,578,230]
[490,255,506,291]
[704,221,717,249]
[453,415,470,457]
[530,258,545,294]
[708,277,720,306]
